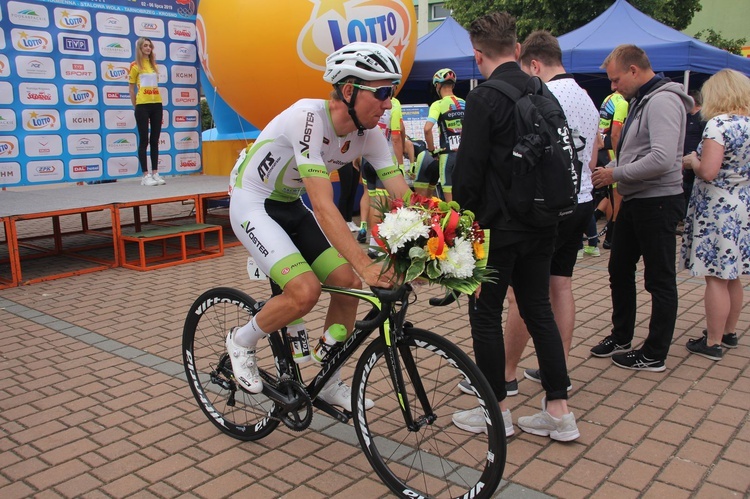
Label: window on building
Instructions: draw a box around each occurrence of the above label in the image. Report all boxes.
[430,3,451,21]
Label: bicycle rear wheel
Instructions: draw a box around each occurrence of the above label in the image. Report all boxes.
[182,287,281,441]
[352,327,506,498]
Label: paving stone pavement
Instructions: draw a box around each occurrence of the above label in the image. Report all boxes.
[1,241,748,498]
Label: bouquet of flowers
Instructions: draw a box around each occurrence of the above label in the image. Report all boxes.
[372,193,494,295]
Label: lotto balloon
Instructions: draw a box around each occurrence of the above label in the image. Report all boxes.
[196,0,416,129]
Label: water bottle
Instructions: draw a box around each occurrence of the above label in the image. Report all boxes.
[285,319,311,364]
[311,324,348,364]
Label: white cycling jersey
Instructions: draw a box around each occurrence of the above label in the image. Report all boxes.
[230,99,400,201]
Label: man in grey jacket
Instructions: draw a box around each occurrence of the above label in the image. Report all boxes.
[590,44,693,371]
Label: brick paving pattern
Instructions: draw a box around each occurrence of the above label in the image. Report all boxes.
[1,218,748,498]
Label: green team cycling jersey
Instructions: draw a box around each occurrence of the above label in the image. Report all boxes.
[599,92,629,161]
[427,95,465,152]
[230,99,401,201]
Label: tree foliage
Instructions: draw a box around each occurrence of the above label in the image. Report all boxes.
[694,29,747,55]
[444,0,702,40]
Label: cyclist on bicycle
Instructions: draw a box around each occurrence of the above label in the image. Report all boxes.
[226,42,411,411]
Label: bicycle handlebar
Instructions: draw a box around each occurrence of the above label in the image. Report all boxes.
[353,285,410,331]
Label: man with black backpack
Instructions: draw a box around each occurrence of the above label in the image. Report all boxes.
[503,30,600,397]
[451,12,579,442]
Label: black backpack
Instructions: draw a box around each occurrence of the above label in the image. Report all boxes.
[482,77,582,227]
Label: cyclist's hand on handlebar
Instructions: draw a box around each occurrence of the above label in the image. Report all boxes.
[362,262,397,288]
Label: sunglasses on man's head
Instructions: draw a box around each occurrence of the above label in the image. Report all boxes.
[349,83,396,101]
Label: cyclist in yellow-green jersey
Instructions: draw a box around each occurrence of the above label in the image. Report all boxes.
[424,68,465,202]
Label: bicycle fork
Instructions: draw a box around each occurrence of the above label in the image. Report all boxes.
[383,322,437,431]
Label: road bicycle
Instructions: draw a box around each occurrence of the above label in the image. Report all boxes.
[183,282,506,498]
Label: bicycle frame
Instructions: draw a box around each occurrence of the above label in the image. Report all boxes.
[266,283,417,425]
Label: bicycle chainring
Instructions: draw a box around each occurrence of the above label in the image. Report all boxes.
[275,380,313,431]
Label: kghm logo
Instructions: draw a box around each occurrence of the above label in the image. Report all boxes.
[27,112,56,130]
[16,31,50,51]
[60,10,88,29]
[67,87,95,104]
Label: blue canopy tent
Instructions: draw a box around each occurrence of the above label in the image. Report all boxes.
[409,16,480,81]
[399,16,479,104]
[559,0,750,76]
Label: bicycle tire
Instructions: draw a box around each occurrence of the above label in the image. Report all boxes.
[182,287,281,441]
[351,327,506,498]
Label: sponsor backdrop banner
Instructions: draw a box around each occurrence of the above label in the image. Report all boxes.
[0,0,202,186]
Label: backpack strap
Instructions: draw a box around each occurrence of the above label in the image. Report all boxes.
[474,78,533,224]
[479,78,524,103]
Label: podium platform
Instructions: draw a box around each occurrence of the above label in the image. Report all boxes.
[0,175,233,288]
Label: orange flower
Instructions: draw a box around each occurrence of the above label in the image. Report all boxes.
[473,240,485,260]
[427,237,447,260]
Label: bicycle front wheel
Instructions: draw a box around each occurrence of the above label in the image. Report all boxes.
[182,287,281,441]
[352,327,506,499]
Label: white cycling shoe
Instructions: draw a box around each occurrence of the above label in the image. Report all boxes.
[318,379,374,412]
[226,328,263,394]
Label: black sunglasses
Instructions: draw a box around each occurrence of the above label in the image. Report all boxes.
[349,83,396,101]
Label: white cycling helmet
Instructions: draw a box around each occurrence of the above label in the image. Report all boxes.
[323,42,402,84]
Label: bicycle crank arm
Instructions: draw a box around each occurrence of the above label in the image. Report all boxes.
[261,384,305,412]
[312,398,350,424]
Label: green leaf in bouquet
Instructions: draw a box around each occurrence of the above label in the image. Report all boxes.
[405,258,426,282]
[445,278,480,295]
[425,259,442,280]
[408,245,427,260]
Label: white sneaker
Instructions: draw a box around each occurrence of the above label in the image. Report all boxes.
[516,397,579,442]
[452,407,514,437]
[152,172,166,185]
[225,328,263,393]
[141,173,158,186]
[346,221,359,232]
[318,379,374,412]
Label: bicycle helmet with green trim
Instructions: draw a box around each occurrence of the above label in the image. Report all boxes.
[433,68,457,86]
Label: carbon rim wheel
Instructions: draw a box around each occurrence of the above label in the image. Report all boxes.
[182,287,281,441]
[352,327,506,498]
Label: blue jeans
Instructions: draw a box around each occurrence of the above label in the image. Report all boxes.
[608,194,684,360]
[469,233,569,402]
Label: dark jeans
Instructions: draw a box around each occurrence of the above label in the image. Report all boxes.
[135,103,163,173]
[609,194,684,360]
[469,233,569,402]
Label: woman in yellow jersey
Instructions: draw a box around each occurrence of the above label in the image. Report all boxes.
[129,37,165,186]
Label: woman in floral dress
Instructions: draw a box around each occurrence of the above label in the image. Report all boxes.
[681,69,750,361]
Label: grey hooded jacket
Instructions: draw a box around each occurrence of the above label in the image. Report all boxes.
[611,79,694,200]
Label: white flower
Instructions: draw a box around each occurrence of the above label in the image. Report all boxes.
[378,207,431,253]
[440,237,475,278]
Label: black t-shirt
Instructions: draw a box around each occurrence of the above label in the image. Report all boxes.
[683,111,705,155]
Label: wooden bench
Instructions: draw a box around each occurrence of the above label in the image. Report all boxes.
[119,223,223,271]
